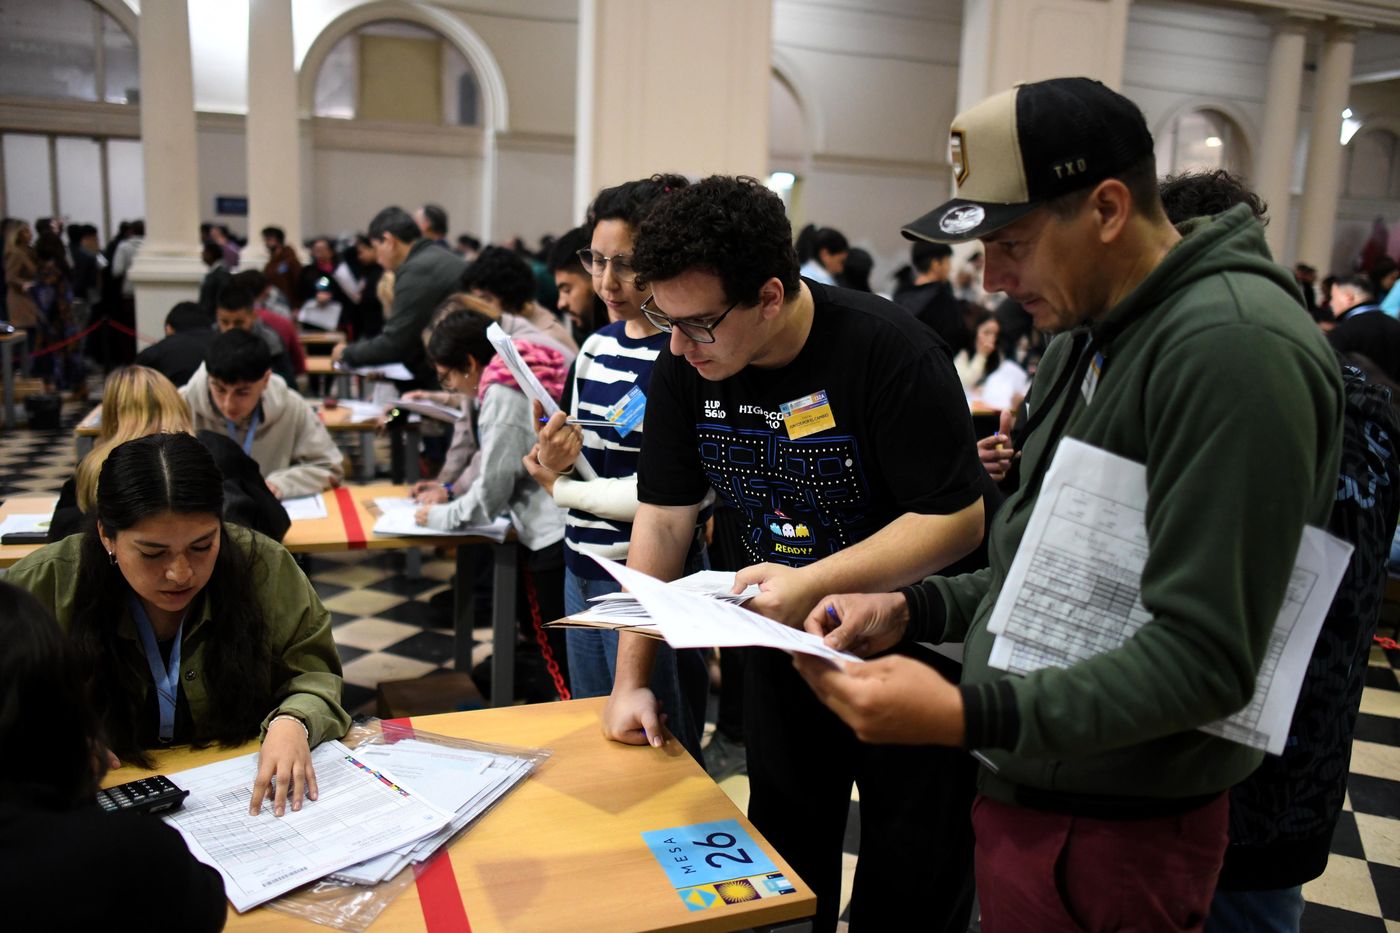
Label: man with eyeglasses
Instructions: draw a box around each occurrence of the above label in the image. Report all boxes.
[604,174,991,933]
[332,206,465,388]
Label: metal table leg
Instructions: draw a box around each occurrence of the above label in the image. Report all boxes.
[358,432,374,482]
[453,544,478,676]
[2,336,14,429]
[490,542,518,708]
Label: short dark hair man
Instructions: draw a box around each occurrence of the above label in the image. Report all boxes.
[1330,275,1381,323]
[604,175,990,933]
[332,206,466,387]
[415,204,451,250]
[546,226,606,341]
[795,77,1344,929]
[133,301,216,387]
[181,328,343,499]
[214,284,294,385]
[892,239,969,352]
[462,246,577,355]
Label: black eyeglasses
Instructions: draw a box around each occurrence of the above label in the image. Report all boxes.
[576,249,638,284]
[640,294,742,344]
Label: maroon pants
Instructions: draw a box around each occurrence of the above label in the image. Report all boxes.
[972,792,1229,933]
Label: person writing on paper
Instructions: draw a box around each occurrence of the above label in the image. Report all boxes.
[8,433,350,817]
[792,78,1343,930]
[408,292,576,506]
[522,174,711,762]
[182,329,343,500]
[603,175,991,933]
[413,307,573,699]
[0,581,228,929]
[50,365,288,543]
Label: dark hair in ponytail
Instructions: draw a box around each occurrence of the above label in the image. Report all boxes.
[70,433,272,766]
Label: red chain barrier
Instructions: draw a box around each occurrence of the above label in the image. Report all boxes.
[1376,634,1400,651]
[522,563,570,701]
[24,317,162,360]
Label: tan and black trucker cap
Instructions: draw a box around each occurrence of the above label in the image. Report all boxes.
[903,77,1154,244]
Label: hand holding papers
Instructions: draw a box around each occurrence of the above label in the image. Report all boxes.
[588,555,863,664]
[553,569,760,638]
[487,323,597,480]
[985,439,1352,755]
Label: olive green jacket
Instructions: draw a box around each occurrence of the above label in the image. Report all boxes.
[7,525,349,747]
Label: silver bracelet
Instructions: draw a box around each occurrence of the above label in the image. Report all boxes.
[269,714,310,740]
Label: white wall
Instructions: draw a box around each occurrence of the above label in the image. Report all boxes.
[771,0,963,288]
[310,147,484,238]
[496,140,576,243]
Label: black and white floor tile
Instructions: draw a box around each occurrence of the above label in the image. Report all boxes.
[6,389,1400,931]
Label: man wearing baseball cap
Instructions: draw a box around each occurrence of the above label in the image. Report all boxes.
[794,77,1344,928]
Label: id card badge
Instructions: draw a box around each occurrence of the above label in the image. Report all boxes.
[779,390,836,440]
[604,385,648,437]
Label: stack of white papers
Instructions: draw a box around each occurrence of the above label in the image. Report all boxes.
[163,741,454,912]
[984,439,1353,755]
[0,511,54,538]
[327,739,535,885]
[323,399,385,424]
[334,361,415,382]
[371,508,513,542]
[552,570,760,638]
[585,556,862,664]
[390,397,467,423]
[280,495,328,522]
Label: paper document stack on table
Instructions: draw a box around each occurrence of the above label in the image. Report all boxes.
[280,494,329,522]
[163,736,541,912]
[984,438,1353,756]
[584,556,863,664]
[333,360,415,382]
[389,396,467,423]
[371,505,513,541]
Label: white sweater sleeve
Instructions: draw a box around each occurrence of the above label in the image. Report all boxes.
[551,474,641,522]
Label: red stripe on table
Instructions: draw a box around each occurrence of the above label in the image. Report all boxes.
[415,848,471,932]
[333,487,367,549]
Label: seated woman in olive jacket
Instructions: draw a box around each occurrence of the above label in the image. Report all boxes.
[10,432,347,817]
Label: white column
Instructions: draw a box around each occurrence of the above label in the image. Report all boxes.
[245,0,303,265]
[127,0,204,347]
[1254,15,1314,263]
[1296,24,1359,274]
[958,0,1131,111]
[574,0,770,221]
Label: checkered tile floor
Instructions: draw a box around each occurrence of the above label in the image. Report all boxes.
[6,391,1400,931]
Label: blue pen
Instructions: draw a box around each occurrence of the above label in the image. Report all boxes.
[826,604,840,627]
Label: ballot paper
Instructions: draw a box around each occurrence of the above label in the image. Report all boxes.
[162,741,453,912]
[553,570,761,638]
[280,494,328,522]
[389,396,467,423]
[373,497,419,513]
[329,399,386,424]
[985,438,1353,756]
[297,302,342,332]
[372,508,513,542]
[334,360,415,382]
[327,739,535,885]
[588,555,862,664]
[486,323,597,480]
[0,510,55,538]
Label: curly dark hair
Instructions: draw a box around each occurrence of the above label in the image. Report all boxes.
[632,175,800,306]
[587,173,690,233]
[1158,169,1268,227]
[461,245,535,313]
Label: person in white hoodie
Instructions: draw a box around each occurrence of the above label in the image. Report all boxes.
[181,329,343,499]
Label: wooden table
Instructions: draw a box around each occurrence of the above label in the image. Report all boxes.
[0,329,24,428]
[103,699,814,932]
[298,330,345,347]
[1,485,514,705]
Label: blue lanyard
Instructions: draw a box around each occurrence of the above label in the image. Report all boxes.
[225,408,260,457]
[128,595,184,743]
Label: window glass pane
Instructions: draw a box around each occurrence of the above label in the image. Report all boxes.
[56,136,103,237]
[106,138,144,232]
[2,134,54,223]
[0,0,99,101]
[103,12,138,104]
[314,35,357,119]
[1171,111,1225,175]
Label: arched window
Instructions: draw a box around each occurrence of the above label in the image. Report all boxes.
[312,21,479,127]
[1156,108,1251,178]
[1345,129,1400,201]
[0,0,137,104]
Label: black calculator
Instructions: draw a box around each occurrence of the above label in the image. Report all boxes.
[96,775,189,815]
